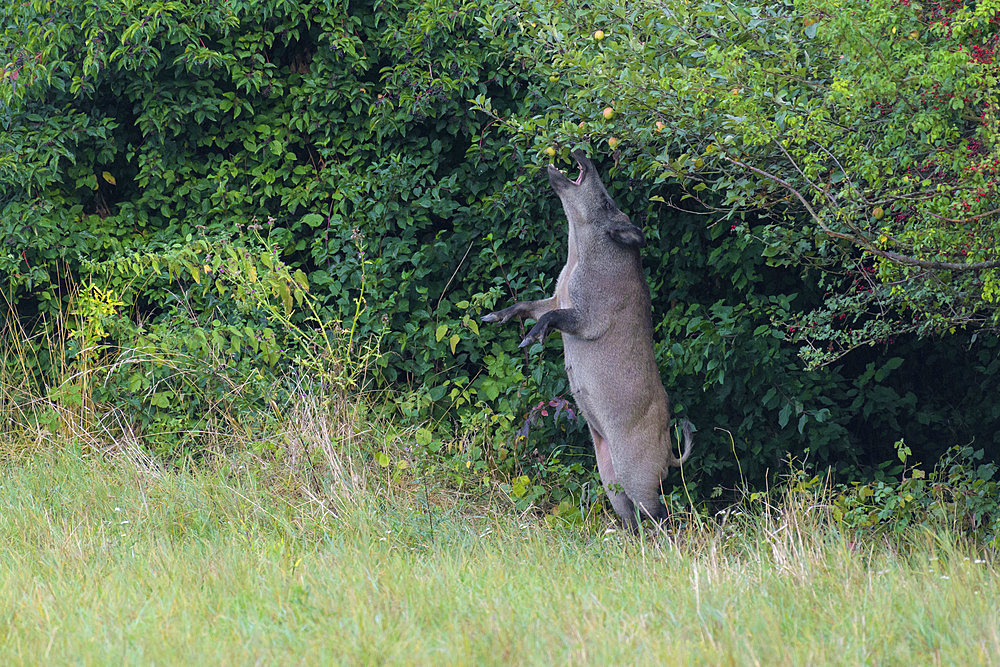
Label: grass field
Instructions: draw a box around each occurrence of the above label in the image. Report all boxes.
[1,442,997,665]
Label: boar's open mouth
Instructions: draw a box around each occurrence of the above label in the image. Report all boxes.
[551,160,586,186]
[548,150,593,191]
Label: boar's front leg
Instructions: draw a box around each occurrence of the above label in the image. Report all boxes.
[518,308,585,348]
[481,296,559,325]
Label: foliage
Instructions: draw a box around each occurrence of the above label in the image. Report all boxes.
[477,0,1000,367]
[832,443,1000,545]
[1,0,531,452]
[1,0,999,503]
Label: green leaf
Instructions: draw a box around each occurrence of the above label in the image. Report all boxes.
[277,282,292,313]
[127,372,144,393]
[778,403,792,428]
[300,213,324,228]
[293,269,309,291]
[150,392,172,408]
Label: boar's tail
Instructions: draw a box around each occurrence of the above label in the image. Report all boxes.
[670,418,694,467]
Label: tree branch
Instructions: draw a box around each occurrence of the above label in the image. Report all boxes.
[724,157,1000,272]
[925,206,1000,225]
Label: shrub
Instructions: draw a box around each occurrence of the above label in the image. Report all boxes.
[2,0,998,501]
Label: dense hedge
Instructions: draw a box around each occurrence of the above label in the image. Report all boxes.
[2,0,998,503]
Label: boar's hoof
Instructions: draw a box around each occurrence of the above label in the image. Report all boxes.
[482,305,516,324]
[519,322,547,348]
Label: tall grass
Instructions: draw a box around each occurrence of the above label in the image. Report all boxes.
[0,440,997,665]
[3,290,997,664]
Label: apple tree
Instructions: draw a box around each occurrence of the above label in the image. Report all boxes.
[477,0,1000,368]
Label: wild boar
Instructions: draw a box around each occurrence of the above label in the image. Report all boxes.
[483,150,693,529]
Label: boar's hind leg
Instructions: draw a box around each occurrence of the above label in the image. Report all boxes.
[621,471,669,525]
[592,428,637,530]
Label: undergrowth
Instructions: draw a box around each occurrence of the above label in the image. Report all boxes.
[3,301,999,548]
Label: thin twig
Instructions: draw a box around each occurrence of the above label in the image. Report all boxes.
[436,240,475,313]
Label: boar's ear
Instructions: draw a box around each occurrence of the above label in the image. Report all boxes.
[606,221,646,248]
